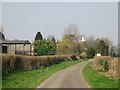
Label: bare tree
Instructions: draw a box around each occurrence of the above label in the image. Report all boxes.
[85,35,95,48]
[63,23,80,42]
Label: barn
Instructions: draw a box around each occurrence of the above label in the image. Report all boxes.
[1,40,32,55]
[0,32,32,55]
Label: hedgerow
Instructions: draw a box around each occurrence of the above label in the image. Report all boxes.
[2,54,79,75]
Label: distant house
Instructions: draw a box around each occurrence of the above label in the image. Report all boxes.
[0,32,32,55]
[96,53,101,56]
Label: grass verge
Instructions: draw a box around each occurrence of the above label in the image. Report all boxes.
[83,62,119,88]
[3,59,85,88]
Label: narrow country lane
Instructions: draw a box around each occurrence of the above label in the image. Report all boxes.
[37,60,91,88]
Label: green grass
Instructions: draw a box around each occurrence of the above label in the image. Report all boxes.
[3,59,85,88]
[83,62,119,88]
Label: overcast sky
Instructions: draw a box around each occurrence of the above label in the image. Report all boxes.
[1,2,118,45]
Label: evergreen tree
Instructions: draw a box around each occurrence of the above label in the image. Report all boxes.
[47,35,56,43]
[110,46,115,57]
[35,32,43,41]
[95,39,109,56]
[87,47,95,58]
[0,32,5,40]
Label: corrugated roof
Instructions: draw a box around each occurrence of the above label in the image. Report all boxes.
[1,40,31,44]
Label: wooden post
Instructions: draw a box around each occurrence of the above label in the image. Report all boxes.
[8,44,10,54]
[30,44,32,56]
[15,44,16,54]
[23,43,25,55]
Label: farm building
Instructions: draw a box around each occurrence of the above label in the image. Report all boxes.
[0,32,32,55]
[0,40,32,55]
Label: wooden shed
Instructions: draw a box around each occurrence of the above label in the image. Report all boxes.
[0,40,32,55]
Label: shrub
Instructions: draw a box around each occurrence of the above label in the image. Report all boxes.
[54,55,64,64]
[38,56,49,66]
[14,56,23,69]
[107,58,119,77]
[93,56,112,71]
[2,55,17,75]
[22,56,31,70]
[34,40,56,56]
[93,56,119,77]
[30,58,39,69]
[94,39,109,56]
[103,60,109,72]
[2,55,10,74]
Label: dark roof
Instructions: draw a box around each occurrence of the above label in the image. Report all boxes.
[1,40,31,44]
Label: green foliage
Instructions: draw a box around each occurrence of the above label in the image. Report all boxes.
[56,24,81,55]
[86,47,95,59]
[109,46,120,57]
[98,59,109,72]
[103,61,109,72]
[56,39,81,55]
[34,40,56,56]
[35,32,43,41]
[93,56,112,73]
[47,35,56,53]
[99,40,107,55]
[95,39,109,56]
[56,40,68,54]
[110,46,115,57]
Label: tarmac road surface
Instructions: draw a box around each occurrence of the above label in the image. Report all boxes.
[37,60,91,88]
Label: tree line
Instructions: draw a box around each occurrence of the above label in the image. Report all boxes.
[34,24,120,58]
[1,24,119,58]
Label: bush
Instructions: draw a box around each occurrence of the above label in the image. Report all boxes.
[107,58,119,77]
[30,59,40,69]
[2,55,16,74]
[22,57,31,70]
[14,56,23,69]
[34,40,56,56]
[93,56,112,71]
[97,59,109,72]
[103,60,109,72]
[93,56,119,77]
